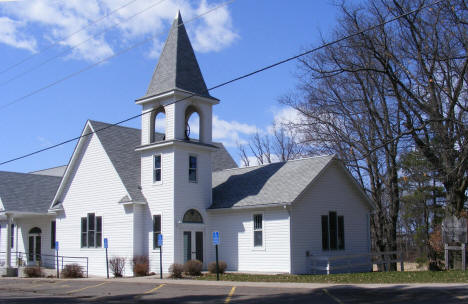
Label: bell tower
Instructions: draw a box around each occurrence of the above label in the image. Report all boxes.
[135,11,219,269]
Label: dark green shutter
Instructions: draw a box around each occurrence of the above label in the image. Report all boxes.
[321,215,329,250]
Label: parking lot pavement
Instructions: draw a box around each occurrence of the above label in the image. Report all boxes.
[0,278,467,304]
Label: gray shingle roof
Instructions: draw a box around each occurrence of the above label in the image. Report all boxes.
[89,120,237,202]
[141,12,215,100]
[211,155,335,209]
[0,171,61,213]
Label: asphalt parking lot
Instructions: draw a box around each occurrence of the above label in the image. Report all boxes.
[0,278,467,304]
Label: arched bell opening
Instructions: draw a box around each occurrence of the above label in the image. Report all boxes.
[150,107,166,142]
[184,105,201,141]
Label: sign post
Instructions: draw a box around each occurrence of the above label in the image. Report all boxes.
[55,241,59,278]
[104,238,109,279]
[212,231,220,281]
[158,234,163,279]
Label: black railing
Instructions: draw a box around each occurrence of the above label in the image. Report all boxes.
[0,251,89,277]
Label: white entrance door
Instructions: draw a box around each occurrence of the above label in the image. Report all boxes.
[183,231,203,263]
[28,227,42,264]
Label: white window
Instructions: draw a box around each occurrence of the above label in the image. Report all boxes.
[81,213,102,248]
[189,155,197,182]
[154,155,162,182]
[253,214,263,247]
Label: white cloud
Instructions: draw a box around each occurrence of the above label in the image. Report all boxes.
[212,115,258,147]
[0,17,37,52]
[0,0,238,62]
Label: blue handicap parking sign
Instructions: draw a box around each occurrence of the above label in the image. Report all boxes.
[55,241,59,251]
[104,238,108,249]
[212,231,220,245]
[158,234,163,247]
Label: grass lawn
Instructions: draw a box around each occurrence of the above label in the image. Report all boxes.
[195,271,468,284]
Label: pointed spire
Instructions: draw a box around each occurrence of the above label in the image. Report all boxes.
[143,11,216,100]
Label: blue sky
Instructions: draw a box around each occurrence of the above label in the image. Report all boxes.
[0,0,339,172]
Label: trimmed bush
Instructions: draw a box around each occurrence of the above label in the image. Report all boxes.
[61,264,84,278]
[208,261,227,274]
[183,259,203,276]
[169,263,184,279]
[23,266,43,278]
[132,255,149,277]
[109,256,126,277]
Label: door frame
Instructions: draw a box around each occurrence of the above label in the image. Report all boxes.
[28,231,42,265]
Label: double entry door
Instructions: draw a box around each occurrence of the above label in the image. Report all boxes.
[28,234,41,264]
[183,231,203,263]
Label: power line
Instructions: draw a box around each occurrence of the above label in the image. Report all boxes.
[0,0,444,167]
[0,0,170,87]
[0,0,141,76]
[0,0,235,111]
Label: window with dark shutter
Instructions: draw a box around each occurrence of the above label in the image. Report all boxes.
[321,215,329,250]
[154,155,162,182]
[51,221,56,249]
[153,215,161,249]
[338,216,345,250]
[96,216,102,248]
[329,211,337,250]
[189,156,197,182]
[88,213,95,247]
[81,217,87,248]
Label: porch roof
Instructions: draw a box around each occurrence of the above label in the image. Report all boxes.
[0,171,61,213]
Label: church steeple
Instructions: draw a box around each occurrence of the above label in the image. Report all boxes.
[142,11,215,100]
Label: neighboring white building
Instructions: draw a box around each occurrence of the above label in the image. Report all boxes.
[0,13,374,277]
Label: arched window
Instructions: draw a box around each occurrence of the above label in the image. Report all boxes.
[29,227,41,234]
[182,209,203,223]
[185,105,200,141]
[151,107,166,142]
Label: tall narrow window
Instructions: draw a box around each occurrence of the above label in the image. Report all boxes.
[11,224,14,248]
[96,216,102,248]
[321,215,329,250]
[153,155,162,182]
[153,215,161,249]
[189,156,197,182]
[51,221,56,249]
[253,214,263,247]
[321,212,345,251]
[338,216,345,250]
[81,213,102,248]
[329,211,337,250]
[81,217,87,247]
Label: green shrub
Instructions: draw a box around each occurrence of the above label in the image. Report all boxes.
[169,263,184,279]
[183,260,203,276]
[132,255,149,277]
[415,256,428,269]
[23,266,43,278]
[61,264,84,278]
[208,261,227,274]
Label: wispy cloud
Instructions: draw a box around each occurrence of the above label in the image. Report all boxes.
[0,0,238,62]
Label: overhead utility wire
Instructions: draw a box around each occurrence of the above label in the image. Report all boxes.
[0,0,170,87]
[0,0,444,167]
[0,0,235,111]
[0,0,140,75]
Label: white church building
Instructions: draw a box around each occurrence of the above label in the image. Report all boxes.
[0,13,374,277]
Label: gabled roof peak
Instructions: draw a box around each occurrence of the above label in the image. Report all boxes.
[142,11,216,100]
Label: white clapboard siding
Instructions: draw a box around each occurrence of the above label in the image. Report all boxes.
[290,162,372,274]
[56,133,135,277]
[206,207,291,273]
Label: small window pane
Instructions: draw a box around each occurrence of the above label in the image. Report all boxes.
[96,217,102,233]
[254,214,262,230]
[88,213,95,231]
[96,233,102,247]
[189,156,197,168]
[154,155,162,182]
[81,233,87,248]
[189,169,197,182]
[88,231,95,247]
[154,155,161,169]
[254,231,262,247]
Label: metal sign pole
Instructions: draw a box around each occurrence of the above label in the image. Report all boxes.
[158,234,163,279]
[216,244,219,281]
[104,238,109,279]
[55,241,59,278]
